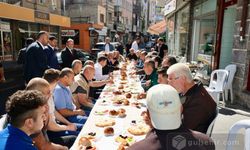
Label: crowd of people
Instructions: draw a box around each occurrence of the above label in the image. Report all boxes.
[0,31,217,150]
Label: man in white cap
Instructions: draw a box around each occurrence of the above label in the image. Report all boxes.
[128,84,215,150]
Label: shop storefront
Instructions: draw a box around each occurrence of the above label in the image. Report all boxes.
[164,0,190,57]
[191,0,217,72]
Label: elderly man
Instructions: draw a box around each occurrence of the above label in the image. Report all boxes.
[104,37,114,52]
[128,84,215,150]
[61,39,78,68]
[127,48,138,61]
[70,65,110,111]
[167,63,216,133]
[0,90,47,150]
[72,59,82,75]
[142,59,158,91]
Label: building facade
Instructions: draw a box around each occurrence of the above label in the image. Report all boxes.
[114,0,133,43]
[164,0,250,108]
[0,0,70,115]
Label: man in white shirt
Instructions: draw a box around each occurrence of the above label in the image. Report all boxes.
[104,37,114,52]
[94,56,109,81]
[131,37,140,52]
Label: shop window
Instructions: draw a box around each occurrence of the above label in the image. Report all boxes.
[0,20,13,61]
[174,5,190,57]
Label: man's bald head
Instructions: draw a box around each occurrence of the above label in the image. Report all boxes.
[82,65,95,80]
[26,78,50,91]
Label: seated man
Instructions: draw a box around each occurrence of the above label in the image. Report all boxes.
[53,68,88,126]
[157,67,168,84]
[129,84,215,150]
[127,48,138,61]
[161,56,177,69]
[0,90,47,150]
[26,77,75,149]
[72,59,82,76]
[136,51,147,69]
[94,56,110,81]
[142,59,158,91]
[167,63,217,133]
[70,65,111,111]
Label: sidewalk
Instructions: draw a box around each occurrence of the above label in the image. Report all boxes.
[212,105,250,150]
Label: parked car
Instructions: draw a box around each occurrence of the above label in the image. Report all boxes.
[56,49,96,67]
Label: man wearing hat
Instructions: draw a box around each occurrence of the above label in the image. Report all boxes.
[128,84,215,150]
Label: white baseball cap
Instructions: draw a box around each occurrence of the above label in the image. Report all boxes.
[146,84,182,130]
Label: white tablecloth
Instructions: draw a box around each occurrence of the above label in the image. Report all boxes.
[71,69,147,150]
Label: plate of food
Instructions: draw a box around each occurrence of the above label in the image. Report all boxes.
[127,121,150,136]
[78,137,97,150]
[94,109,109,115]
[95,118,116,127]
[114,134,136,147]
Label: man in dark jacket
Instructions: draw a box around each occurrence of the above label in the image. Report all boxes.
[128,84,215,150]
[44,36,60,69]
[61,39,78,68]
[17,38,34,65]
[155,38,168,59]
[24,31,49,83]
[167,63,217,133]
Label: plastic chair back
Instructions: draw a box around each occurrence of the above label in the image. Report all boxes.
[206,107,219,137]
[226,119,250,150]
[225,64,236,89]
[209,69,228,92]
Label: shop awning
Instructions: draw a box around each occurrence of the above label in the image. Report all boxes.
[147,20,167,35]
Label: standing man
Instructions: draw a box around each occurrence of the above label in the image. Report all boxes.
[17,38,34,65]
[24,31,49,82]
[0,90,47,150]
[61,39,78,68]
[45,36,60,69]
[131,37,140,52]
[155,38,168,59]
[104,37,114,53]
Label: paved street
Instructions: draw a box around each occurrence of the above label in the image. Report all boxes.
[212,106,250,150]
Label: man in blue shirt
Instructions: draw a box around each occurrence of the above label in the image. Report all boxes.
[53,68,88,126]
[0,90,47,150]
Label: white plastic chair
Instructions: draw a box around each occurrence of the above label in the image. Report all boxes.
[224,64,237,103]
[226,119,250,150]
[206,107,219,137]
[205,69,229,105]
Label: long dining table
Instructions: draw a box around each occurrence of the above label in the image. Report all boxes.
[71,62,149,150]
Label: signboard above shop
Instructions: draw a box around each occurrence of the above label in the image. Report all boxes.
[163,0,176,16]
